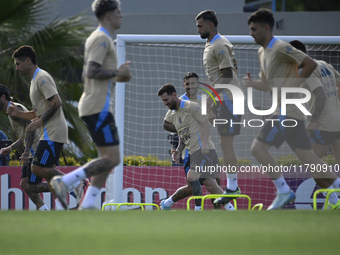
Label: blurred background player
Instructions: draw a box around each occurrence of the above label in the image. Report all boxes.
[195,10,241,205]
[0,85,50,210]
[51,0,131,210]
[9,45,82,210]
[244,9,333,210]
[161,72,233,210]
[290,40,340,209]
[158,83,234,211]
[0,129,10,166]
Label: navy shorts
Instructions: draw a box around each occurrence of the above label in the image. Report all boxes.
[309,129,340,145]
[215,92,242,137]
[81,112,119,147]
[257,116,311,151]
[189,149,219,180]
[183,150,206,185]
[21,158,43,184]
[33,141,63,167]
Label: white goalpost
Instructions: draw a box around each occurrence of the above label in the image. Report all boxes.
[105,34,340,210]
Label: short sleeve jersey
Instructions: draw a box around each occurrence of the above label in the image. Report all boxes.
[203,34,241,101]
[165,100,215,154]
[79,27,117,117]
[302,60,340,131]
[8,102,40,157]
[258,37,308,121]
[164,94,201,123]
[30,68,69,144]
[164,94,202,158]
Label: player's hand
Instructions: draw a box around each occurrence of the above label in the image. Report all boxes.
[6,102,19,117]
[19,151,30,166]
[26,117,43,131]
[117,61,132,82]
[0,146,12,156]
[171,149,181,165]
[306,121,317,133]
[206,96,214,113]
[201,143,209,155]
[243,72,253,87]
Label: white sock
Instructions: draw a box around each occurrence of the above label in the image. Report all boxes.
[39,204,49,211]
[324,186,339,205]
[55,199,65,210]
[227,173,238,191]
[195,206,201,211]
[164,196,174,207]
[224,202,235,211]
[62,167,86,187]
[80,186,100,208]
[68,180,82,192]
[273,177,290,194]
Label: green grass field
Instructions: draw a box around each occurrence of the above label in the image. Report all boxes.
[0,210,338,255]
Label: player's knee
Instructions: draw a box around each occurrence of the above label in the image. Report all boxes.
[103,156,120,169]
[251,143,262,158]
[20,179,28,193]
[31,164,39,175]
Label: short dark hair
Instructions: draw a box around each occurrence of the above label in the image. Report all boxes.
[157,83,177,97]
[0,85,12,101]
[289,40,307,54]
[183,72,199,82]
[248,9,275,30]
[195,10,218,27]
[12,45,37,65]
[92,0,120,19]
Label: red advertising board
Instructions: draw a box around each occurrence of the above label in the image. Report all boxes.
[0,166,333,210]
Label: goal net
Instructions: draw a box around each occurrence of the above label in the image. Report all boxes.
[105,35,340,210]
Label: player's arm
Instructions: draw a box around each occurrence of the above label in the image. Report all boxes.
[26,94,62,131]
[201,118,210,155]
[163,120,177,133]
[0,139,23,156]
[6,103,36,120]
[306,87,326,132]
[214,67,233,94]
[191,102,210,155]
[289,56,317,87]
[243,72,271,91]
[20,129,36,165]
[86,61,131,82]
[333,68,340,100]
[172,137,185,165]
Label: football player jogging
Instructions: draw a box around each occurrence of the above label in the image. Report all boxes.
[158,83,234,211]
[243,9,334,210]
[161,73,233,210]
[195,10,242,206]
[51,0,131,210]
[290,40,340,209]
[9,45,82,210]
[0,85,50,210]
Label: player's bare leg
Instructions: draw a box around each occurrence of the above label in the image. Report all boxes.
[31,164,64,200]
[251,139,295,210]
[20,177,47,210]
[330,141,340,192]
[27,182,50,193]
[203,178,234,210]
[214,136,241,205]
[52,145,120,210]
[299,145,340,208]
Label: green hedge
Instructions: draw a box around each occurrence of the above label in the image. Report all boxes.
[10,154,336,167]
[123,155,172,166]
[276,153,337,166]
